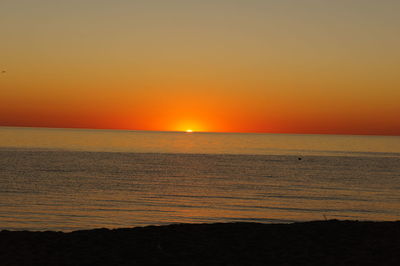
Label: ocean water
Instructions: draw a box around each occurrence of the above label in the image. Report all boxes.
[0,127,399,231]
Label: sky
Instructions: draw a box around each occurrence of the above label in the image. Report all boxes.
[1,0,399,135]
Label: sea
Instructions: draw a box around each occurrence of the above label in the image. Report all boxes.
[0,126,399,231]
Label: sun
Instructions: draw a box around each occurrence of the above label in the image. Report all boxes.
[185,129,193,133]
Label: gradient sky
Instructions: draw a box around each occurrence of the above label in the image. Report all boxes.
[1,0,399,135]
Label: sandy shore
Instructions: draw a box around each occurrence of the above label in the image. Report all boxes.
[1,220,399,265]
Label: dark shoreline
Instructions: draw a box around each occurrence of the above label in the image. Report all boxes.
[1,220,400,266]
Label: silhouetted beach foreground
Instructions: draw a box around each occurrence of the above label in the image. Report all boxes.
[1,220,400,266]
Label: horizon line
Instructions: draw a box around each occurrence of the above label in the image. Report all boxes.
[1,125,399,137]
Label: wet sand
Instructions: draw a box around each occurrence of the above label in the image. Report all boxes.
[1,220,399,265]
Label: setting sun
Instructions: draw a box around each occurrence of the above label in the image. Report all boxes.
[171,120,207,133]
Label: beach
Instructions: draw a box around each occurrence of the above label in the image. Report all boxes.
[1,129,400,265]
[1,220,400,265]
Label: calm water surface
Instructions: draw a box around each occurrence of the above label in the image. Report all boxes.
[0,127,399,231]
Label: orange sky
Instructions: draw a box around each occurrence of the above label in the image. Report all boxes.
[1,1,400,135]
